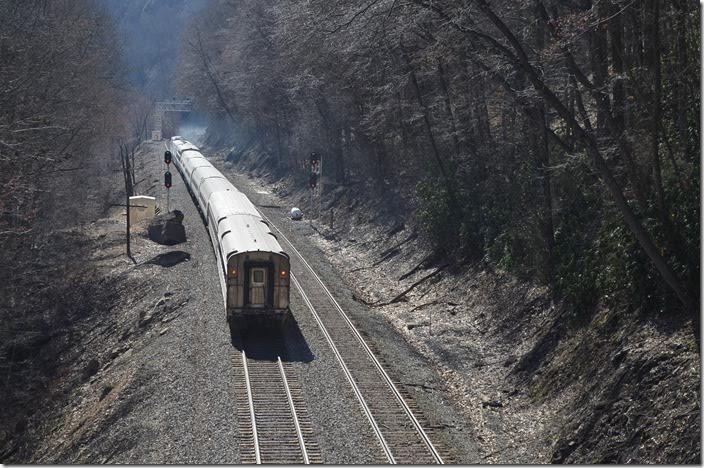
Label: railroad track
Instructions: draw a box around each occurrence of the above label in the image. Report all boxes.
[259,211,447,465]
[233,350,321,464]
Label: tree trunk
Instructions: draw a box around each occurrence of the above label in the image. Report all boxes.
[437,62,461,159]
[648,0,667,224]
[401,44,450,187]
[674,0,689,152]
[609,0,626,130]
[194,30,236,125]
[591,0,610,136]
[535,106,555,281]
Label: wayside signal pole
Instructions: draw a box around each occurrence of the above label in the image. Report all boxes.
[309,152,320,220]
[164,151,172,212]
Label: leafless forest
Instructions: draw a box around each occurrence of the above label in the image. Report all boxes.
[1,0,124,438]
[0,0,700,463]
[178,0,699,316]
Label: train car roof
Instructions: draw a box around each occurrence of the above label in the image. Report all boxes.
[200,179,237,206]
[209,191,260,219]
[182,156,210,173]
[201,177,237,194]
[176,142,200,153]
[219,213,285,257]
[181,152,207,162]
[192,166,224,183]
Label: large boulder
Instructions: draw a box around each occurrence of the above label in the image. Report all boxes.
[148,210,186,245]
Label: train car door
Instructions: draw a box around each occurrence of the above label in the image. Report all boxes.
[249,267,266,306]
[244,262,274,308]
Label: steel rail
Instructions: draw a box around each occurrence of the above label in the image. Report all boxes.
[241,350,262,464]
[262,211,444,464]
[291,273,395,463]
[278,356,310,464]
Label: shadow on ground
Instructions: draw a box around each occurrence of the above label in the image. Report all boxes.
[144,251,191,267]
[230,314,314,363]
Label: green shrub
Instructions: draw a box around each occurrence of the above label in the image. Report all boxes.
[416,175,461,257]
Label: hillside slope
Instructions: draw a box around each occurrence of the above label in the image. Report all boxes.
[217,142,701,464]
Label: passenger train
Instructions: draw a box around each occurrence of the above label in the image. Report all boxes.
[166,136,290,327]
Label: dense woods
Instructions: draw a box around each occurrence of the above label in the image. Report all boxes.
[177,0,700,316]
[0,0,124,225]
[0,0,127,450]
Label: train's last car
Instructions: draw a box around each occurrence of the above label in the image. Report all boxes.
[167,136,290,327]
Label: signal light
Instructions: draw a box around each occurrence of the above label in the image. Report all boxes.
[164,171,172,188]
[230,268,238,277]
[309,173,317,188]
[279,270,288,278]
[310,152,318,167]
[164,150,172,165]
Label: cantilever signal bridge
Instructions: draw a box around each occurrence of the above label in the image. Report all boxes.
[152,98,193,140]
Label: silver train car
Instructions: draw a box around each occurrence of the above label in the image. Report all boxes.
[167,136,291,326]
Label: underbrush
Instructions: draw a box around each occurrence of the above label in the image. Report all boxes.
[414,165,700,322]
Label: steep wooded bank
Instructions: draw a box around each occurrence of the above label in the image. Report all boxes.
[213,154,700,463]
[176,0,700,321]
[0,1,134,458]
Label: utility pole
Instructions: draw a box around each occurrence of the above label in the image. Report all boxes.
[119,143,135,262]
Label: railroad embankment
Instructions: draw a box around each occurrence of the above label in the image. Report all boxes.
[218,141,701,464]
[1,142,241,463]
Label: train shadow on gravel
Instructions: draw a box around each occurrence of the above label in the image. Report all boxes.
[229,314,314,363]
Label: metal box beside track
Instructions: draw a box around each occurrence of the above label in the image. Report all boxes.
[129,195,156,223]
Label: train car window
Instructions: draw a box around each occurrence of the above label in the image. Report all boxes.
[251,269,265,285]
